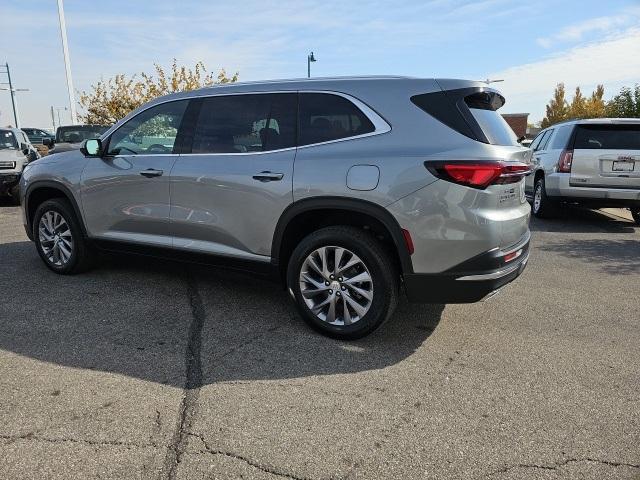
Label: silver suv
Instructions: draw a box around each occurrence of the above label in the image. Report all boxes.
[1,127,40,203]
[20,77,531,339]
[525,118,640,223]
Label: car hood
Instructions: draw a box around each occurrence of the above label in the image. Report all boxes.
[30,148,84,166]
[50,142,82,153]
[0,149,24,161]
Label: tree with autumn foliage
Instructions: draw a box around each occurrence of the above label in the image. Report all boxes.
[540,83,569,128]
[79,60,238,125]
[541,83,608,127]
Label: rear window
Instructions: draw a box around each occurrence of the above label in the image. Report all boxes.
[411,88,517,146]
[574,124,640,150]
[464,92,517,146]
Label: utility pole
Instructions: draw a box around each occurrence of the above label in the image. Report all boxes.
[51,106,56,130]
[57,0,78,124]
[0,63,28,128]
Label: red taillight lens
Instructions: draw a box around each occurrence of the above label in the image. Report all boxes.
[401,228,414,255]
[426,161,531,189]
[558,150,573,173]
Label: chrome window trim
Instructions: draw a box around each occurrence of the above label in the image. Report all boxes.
[102,90,391,157]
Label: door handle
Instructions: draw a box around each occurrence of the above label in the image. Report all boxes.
[252,171,284,182]
[140,168,164,178]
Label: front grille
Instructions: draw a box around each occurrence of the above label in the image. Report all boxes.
[0,161,16,170]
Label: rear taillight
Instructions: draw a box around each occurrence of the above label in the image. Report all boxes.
[425,161,531,189]
[558,150,573,173]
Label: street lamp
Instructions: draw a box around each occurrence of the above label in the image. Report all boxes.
[307,51,316,78]
[57,0,78,124]
[0,85,29,128]
[0,62,29,128]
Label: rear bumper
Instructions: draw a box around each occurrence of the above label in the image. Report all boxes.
[546,173,640,206]
[403,232,530,303]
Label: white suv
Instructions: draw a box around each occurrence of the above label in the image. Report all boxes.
[525,118,640,223]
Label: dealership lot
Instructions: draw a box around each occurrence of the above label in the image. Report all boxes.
[0,201,638,480]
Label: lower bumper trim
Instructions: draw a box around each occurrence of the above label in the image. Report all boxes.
[403,244,529,304]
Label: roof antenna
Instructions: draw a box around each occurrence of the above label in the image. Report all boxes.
[483,78,504,84]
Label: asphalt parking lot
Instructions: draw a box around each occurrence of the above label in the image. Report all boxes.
[0,200,638,480]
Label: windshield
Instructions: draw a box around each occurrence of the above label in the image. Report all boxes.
[56,126,109,143]
[0,130,18,150]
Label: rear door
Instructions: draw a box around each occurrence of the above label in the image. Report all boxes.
[570,122,640,189]
[169,92,297,260]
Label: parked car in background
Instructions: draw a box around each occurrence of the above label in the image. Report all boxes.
[43,124,110,154]
[20,77,531,339]
[525,119,640,224]
[21,127,54,145]
[0,128,40,203]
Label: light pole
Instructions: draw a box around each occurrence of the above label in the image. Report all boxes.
[307,51,316,78]
[57,0,78,124]
[0,63,29,128]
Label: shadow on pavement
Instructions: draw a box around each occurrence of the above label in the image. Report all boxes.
[0,241,444,387]
[538,238,640,275]
[530,206,636,234]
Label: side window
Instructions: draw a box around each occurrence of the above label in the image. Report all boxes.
[528,132,545,151]
[298,93,375,146]
[192,93,296,154]
[107,100,188,155]
[538,129,553,151]
[550,125,574,150]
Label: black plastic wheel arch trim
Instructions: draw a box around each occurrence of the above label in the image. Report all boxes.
[271,196,414,274]
[24,180,88,241]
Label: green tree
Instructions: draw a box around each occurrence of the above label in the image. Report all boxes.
[79,59,238,125]
[606,84,640,118]
[541,83,569,128]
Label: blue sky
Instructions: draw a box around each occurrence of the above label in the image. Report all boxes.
[1,0,639,128]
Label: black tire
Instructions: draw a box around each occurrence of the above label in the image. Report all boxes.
[9,185,20,205]
[287,226,399,340]
[631,208,640,226]
[532,177,557,218]
[33,198,94,274]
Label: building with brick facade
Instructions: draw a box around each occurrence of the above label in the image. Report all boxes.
[501,113,529,139]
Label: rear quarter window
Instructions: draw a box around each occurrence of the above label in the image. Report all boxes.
[411,89,518,146]
[574,124,640,150]
[549,125,574,149]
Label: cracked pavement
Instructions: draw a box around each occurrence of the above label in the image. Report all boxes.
[0,201,639,479]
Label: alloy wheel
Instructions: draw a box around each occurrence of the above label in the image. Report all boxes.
[299,246,374,326]
[534,184,542,213]
[38,211,73,266]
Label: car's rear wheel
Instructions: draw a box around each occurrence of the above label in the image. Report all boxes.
[287,226,399,340]
[33,198,93,274]
[631,208,640,226]
[532,177,556,218]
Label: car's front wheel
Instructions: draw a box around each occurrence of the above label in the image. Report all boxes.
[287,226,399,340]
[33,198,93,274]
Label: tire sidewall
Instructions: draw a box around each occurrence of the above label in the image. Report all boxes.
[287,228,395,339]
[533,179,544,216]
[33,200,83,274]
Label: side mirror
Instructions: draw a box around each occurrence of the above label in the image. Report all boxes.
[20,143,29,155]
[42,138,54,147]
[80,138,103,157]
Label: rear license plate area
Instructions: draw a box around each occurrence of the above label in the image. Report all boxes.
[612,161,634,172]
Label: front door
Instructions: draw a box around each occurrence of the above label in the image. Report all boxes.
[170,93,298,260]
[80,99,189,247]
